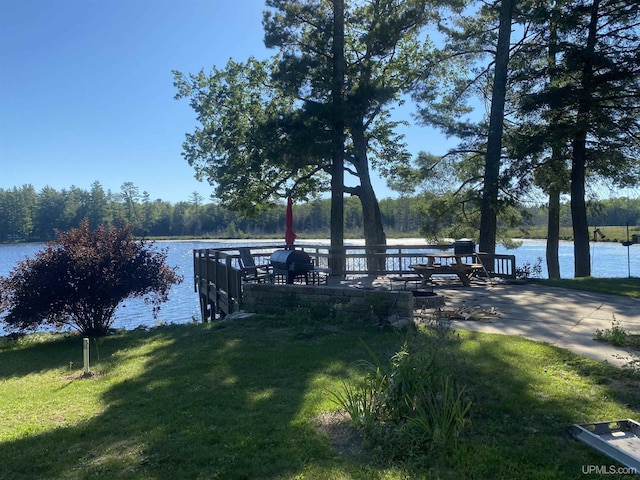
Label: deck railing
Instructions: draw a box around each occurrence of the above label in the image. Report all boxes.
[193,243,516,320]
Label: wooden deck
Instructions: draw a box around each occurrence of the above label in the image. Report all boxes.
[193,244,517,321]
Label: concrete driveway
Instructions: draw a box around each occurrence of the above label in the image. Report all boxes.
[429,281,640,368]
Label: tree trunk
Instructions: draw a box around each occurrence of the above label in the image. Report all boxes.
[330,0,346,277]
[571,134,591,277]
[546,184,561,279]
[351,123,387,273]
[360,181,387,274]
[571,0,599,278]
[478,0,514,257]
[545,2,561,280]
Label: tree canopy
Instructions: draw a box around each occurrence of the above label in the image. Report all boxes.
[173,0,460,255]
[410,0,640,276]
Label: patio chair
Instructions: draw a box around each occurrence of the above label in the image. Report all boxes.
[238,248,273,283]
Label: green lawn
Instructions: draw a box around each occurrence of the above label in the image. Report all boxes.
[2,317,640,479]
[506,225,640,242]
[538,277,640,299]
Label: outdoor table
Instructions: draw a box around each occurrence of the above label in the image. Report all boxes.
[410,253,484,287]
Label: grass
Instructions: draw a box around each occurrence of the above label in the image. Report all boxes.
[2,318,640,479]
[537,277,640,299]
[506,224,640,242]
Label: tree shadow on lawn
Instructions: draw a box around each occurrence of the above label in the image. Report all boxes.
[4,321,640,479]
[0,320,405,479]
[0,330,158,380]
[0,333,85,379]
[444,330,640,479]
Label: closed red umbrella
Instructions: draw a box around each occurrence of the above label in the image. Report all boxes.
[285,196,296,248]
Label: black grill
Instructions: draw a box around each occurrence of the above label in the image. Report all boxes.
[453,239,476,255]
[270,249,314,284]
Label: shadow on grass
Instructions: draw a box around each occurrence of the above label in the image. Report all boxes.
[3,320,640,479]
[441,330,640,480]
[0,333,83,379]
[0,330,161,380]
[0,319,406,479]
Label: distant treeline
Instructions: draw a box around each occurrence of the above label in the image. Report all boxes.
[1,183,639,242]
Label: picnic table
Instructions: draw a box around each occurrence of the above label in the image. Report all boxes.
[410,253,486,287]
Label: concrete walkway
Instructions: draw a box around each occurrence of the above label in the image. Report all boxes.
[432,280,640,368]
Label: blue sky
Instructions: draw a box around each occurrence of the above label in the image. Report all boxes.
[0,0,455,204]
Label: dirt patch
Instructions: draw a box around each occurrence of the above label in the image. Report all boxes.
[316,411,367,460]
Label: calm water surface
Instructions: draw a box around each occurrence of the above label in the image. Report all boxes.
[0,240,276,334]
[0,239,638,333]
[497,239,639,279]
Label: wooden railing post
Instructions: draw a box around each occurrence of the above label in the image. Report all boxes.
[205,249,213,322]
[193,250,198,293]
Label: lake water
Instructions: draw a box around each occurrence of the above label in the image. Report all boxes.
[497,239,639,279]
[0,239,638,333]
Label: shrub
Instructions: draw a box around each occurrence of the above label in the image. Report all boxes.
[0,221,182,337]
[330,329,472,462]
[515,257,543,279]
[594,315,627,346]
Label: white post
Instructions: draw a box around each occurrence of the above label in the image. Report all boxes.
[83,338,90,374]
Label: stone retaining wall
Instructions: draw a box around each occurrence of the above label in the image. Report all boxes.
[242,283,414,322]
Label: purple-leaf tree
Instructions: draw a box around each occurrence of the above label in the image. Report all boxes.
[0,221,183,337]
